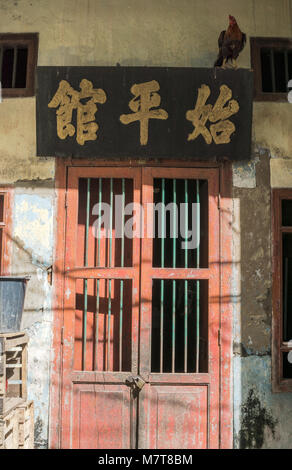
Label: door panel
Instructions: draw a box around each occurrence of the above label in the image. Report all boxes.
[61,165,220,449]
[72,383,131,449]
[61,167,141,449]
[143,384,208,449]
[139,167,219,449]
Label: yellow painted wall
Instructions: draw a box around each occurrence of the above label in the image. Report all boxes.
[0,0,290,183]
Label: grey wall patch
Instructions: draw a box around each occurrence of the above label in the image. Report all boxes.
[233,159,258,188]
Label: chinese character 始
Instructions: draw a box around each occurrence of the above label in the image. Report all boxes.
[186,84,239,145]
[120,80,168,145]
[48,79,107,145]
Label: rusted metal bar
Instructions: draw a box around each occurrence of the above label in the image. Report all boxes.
[94,178,102,371]
[184,179,188,373]
[160,178,165,373]
[107,178,113,371]
[172,179,176,373]
[196,180,200,373]
[82,178,91,370]
[119,178,125,371]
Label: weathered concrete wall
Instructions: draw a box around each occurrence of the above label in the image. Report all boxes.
[233,151,292,449]
[12,181,55,447]
[0,0,290,448]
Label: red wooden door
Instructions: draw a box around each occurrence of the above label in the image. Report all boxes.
[61,166,220,449]
[62,167,141,449]
[138,168,219,449]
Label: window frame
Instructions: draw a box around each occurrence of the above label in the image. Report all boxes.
[0,33,39,98]
[250,37,292,102]
[0,187,13,275]
[272,189,292,392]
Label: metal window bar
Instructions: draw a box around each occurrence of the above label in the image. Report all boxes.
[94,178,102,371]
[184,179,188,373]
[196,180,200,373]
[0,47,3,84]
[284,51,289,91]
[270,49,276,93]
[172,179,176,373]
[160,179,165,373]
[119,178,125,371]
[12,46,18,89]
[82,178,91,370]
[107,178,113,371]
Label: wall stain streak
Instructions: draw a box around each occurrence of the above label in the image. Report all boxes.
[239,388,278,449]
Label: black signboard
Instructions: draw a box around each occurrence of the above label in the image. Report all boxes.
[36,66,253,160]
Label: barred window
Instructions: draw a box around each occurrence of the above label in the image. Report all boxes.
[273,190,292,392]
[0,33,38,98]
[250,37,292,102]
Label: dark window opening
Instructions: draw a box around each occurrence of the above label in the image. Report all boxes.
[251,38,292,101]
[282,200,292,226]
[1,47,28,89]
[282,233,292,343]
[151,279,208,374]
[152,178,208,269]
[283,352,292,379]
[0,34,38,98]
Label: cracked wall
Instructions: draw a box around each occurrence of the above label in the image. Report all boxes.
[233,151,292,449]
[12,182,55,448]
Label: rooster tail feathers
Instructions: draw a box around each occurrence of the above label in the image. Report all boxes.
[214,55,223,67]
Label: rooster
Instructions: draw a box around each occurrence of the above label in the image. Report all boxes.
[214,15,246,69]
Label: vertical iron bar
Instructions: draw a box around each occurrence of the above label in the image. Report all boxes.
[94,178,102,370]
[0,47,3,83]
[270,49,276,93]
[196,180,200,373]
[172,179,176,373]
[119,178,125,371]
[184,179,188,373]
[284,51,289,91]
[107,178,113,371]
[12,46,18,89]
[160,179,165,373]
[82,178,90,370]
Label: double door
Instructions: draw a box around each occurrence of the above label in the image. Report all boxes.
[61,166,220,449]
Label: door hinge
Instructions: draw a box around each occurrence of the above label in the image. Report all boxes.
[61,326,64,345]
[217,194,221,211]
[218,329,221,347]
[65,192,68,208]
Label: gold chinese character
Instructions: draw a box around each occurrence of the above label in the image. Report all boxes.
[120,80,168,145]
[48,79,107,145]
[186,84,239,145]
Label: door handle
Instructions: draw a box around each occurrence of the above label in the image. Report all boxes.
[125,375,146,393]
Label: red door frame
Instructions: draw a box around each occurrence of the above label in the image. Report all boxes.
[49,158,233,449]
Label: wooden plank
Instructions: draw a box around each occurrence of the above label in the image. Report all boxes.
[0,397,24,416]
[18,401,34,449]
[0,332,28,413]
[0,406,19,449]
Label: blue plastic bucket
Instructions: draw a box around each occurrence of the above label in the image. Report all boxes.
[0,277,30,333]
